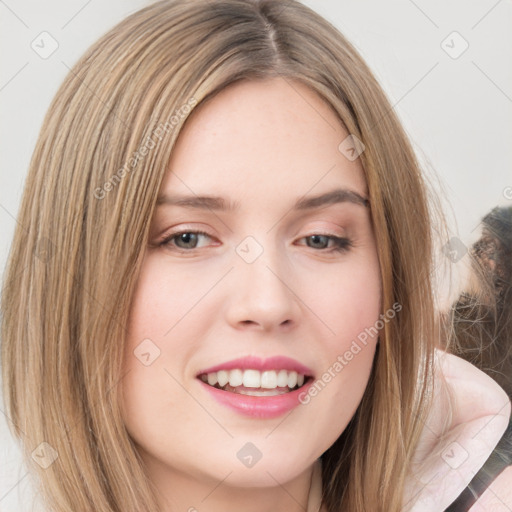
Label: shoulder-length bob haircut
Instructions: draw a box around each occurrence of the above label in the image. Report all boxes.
[1,0,439,510]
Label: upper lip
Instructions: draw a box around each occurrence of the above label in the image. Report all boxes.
[196,356,314,377]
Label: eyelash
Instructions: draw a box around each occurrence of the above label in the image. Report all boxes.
[158,230,353,254]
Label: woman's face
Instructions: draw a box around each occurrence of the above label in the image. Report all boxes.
[120,78,381,498]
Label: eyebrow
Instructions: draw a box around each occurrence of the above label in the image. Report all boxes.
[156,188,370,211]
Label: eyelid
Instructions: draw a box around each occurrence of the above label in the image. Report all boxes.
[154,222,214,241]
[155,225,346,243]
[158,228,215,247]
[156,226,353,255]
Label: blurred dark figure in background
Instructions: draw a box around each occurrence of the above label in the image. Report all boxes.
[445,205,512,511]
[451,206,512,394]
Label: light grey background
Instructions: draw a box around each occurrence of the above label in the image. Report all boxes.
[1,0,511,509]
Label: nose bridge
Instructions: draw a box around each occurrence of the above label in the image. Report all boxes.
[226,233,300,329]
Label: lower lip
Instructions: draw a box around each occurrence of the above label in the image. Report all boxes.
[198,379,313,419]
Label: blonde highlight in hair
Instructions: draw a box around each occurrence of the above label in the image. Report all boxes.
[2,1,438,510]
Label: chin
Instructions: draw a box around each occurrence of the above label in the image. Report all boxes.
[219,458,311,488]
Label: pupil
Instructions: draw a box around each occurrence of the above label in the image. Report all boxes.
[310,235,326,248]
[180,233,196,247]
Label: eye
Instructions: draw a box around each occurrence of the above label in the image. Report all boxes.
[157,230,352,254]
[159,230,214,250]
[298,234,352,253]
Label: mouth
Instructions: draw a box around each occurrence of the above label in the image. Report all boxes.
[195,355,315,418]
[197,369,313,396]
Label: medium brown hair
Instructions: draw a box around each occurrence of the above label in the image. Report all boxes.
[1,1,439,510]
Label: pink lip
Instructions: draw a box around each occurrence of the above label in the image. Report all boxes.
[196,356,314,419]
[198,378,314,419]
[196,356,314,377]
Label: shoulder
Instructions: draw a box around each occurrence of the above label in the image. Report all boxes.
[403,349,511,511]
[435,349,511,433]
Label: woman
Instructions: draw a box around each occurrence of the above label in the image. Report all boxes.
[1,1,509,510]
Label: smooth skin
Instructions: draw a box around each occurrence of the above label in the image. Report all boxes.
[120,77,381,512]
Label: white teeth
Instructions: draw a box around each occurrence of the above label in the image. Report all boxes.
[260,370,277,389]
[217,370,229,387]
[242,369,261,388]
[200,368,308,390]
[276,369,288,387]
[237,388,288,396]
[228,369,243,387]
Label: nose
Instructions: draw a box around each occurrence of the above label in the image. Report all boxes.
[224,242,301,332]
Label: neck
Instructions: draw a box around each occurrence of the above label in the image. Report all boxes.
[145,459,320,512]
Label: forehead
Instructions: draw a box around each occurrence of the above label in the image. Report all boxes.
[160,78,367,206]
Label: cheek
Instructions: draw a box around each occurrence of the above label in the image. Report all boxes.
[298,271,380,450]
[120,264,184,438]
[307,257,381,342]
[126,261,202,339]
[298,256,381,414]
